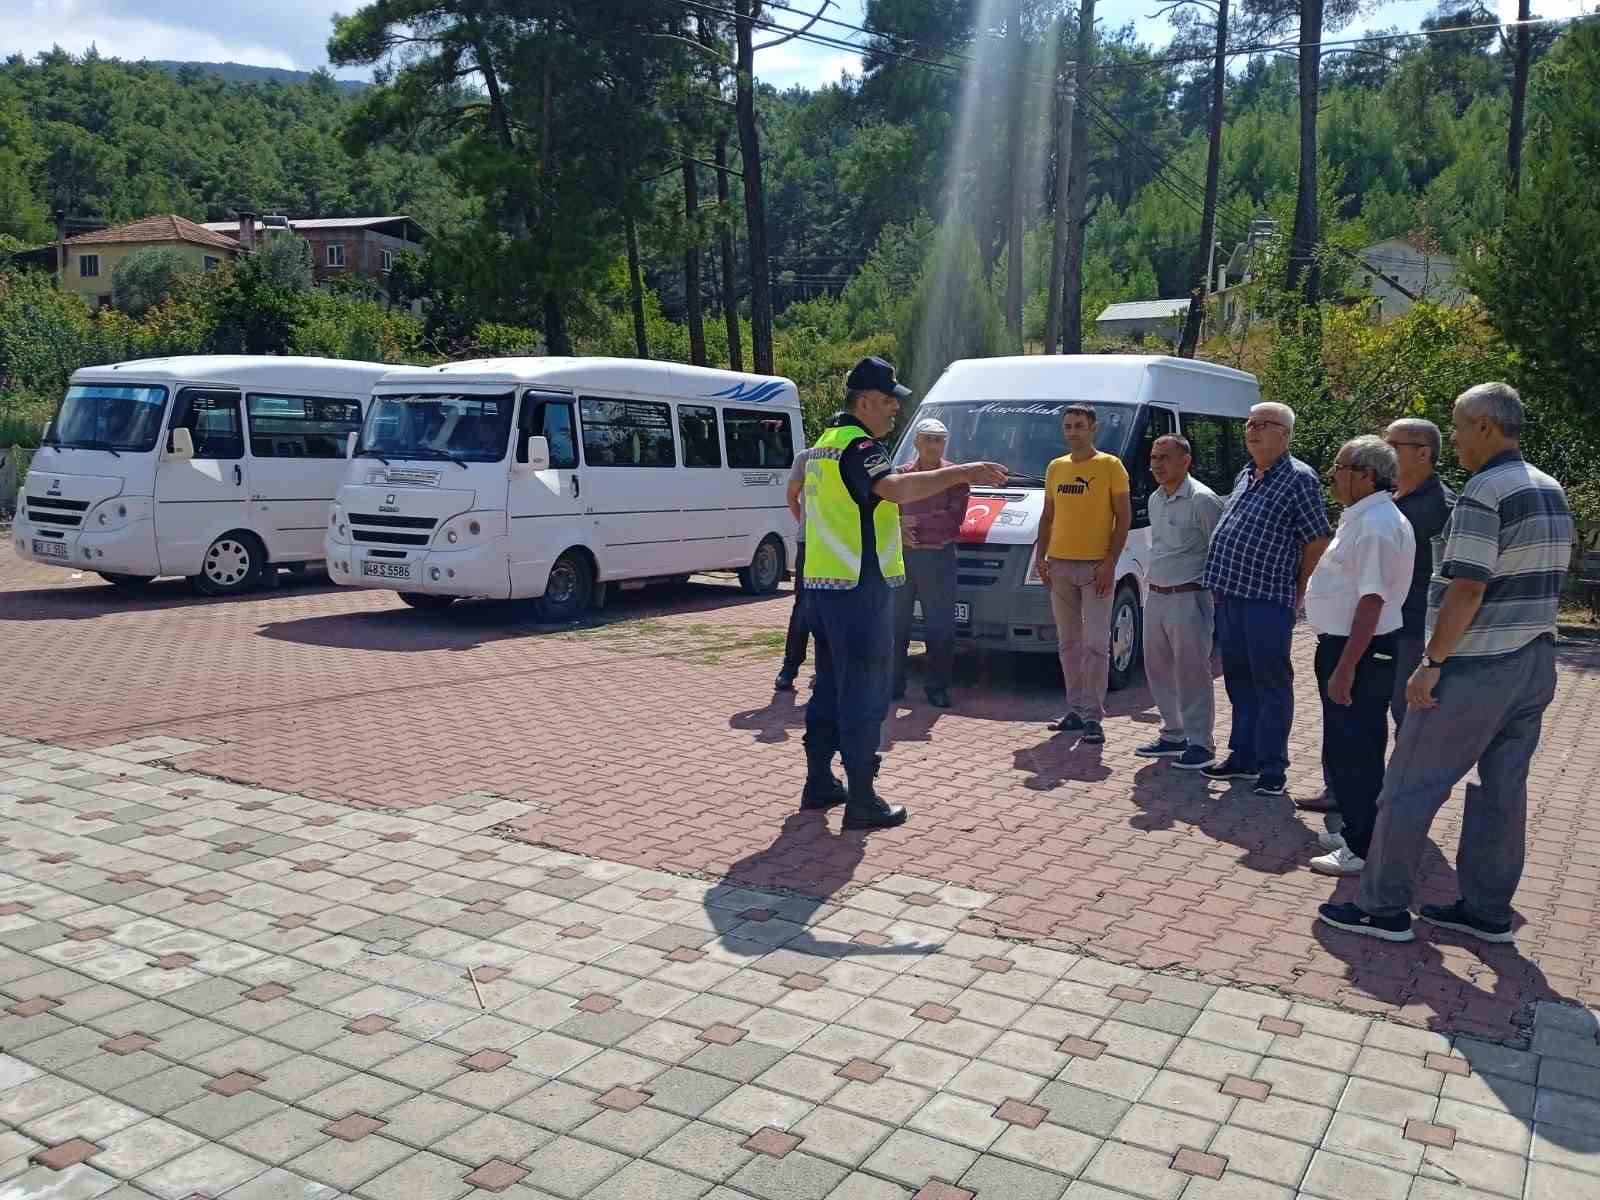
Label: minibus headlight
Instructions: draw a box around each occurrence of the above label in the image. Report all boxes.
[468,521,481,537]
[446,530,458,544]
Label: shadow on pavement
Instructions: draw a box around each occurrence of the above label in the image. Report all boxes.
[0,569,338,621]
[1127,760,1303,875]
[729,690,806,745]
[702,811,938,962]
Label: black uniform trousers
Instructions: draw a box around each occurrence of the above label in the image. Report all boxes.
[804,576,896,783]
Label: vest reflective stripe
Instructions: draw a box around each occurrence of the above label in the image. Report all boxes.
[803,423,905,588]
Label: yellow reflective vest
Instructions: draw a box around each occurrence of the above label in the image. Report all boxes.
[802,422,905,589]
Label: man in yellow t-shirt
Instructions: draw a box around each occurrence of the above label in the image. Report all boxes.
[1033,404,1132,744]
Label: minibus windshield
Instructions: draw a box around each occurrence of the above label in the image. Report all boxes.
[358,391,515,465]
[46,384,169,454]
[895,400,1136,485]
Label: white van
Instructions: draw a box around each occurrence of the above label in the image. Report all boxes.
[13,356,395,595]
[325,357,802,618]
[893,354,1260,689]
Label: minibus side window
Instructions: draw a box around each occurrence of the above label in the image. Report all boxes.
[679,404,721,468]
[173,389,244,460]
[724,407,794,469]
[246,393,363,458]
[1126,407,1176,528]
[520,396,578,468]
[578,396,676,467]
[1183,413,1248,495]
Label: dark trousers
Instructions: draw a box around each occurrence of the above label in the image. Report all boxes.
[1391,628,1424,730]
[893,544,957,693]
[1215,596,1296,776]
[804,580,895,783]
[1315,631,1397,859]
[781,542,810,676]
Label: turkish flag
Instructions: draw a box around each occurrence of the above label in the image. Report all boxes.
[959,497,1007,543]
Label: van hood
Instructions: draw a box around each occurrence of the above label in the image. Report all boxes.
[22,467,124,508]
[957,488,1042,546]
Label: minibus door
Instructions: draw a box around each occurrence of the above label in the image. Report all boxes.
[154,388,250,576]
[508,391,587,595]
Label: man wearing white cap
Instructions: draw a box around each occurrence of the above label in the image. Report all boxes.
[892,417,968,707]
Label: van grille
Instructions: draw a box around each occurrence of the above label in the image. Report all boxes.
[350,513,436,529]
[348,511,436,547]
[956,550,1011,588]
[352,529,431,547]
[25,495,89,528]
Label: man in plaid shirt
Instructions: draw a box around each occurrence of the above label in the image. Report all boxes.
[1202,402,1332,796]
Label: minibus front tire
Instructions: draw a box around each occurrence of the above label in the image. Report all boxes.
[399,592,456,612]
[190,532,265,596]
[98,572,155,591]
[739,535,785,596]
[533,550,594,623]
[1107,579,1143,692]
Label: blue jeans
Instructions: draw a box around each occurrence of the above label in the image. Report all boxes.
[1214,595,1296,776]
[804,579,896,783]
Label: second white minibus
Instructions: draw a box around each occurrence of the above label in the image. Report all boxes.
[326,358,802,619]
[14,356,397,595]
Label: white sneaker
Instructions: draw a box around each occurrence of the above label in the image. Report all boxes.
[1310,846,1366,876]
[1317,829,1346,852]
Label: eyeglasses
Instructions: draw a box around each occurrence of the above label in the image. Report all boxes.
[1330,463,1368,475]
[1244,419,1286,431]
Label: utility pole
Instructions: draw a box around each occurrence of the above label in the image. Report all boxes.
[1004,0,1027,347]
[1178,0,1229,358]
[1062,0,1095,354]
[682,157,707,365]
[1508,0,1531,195]
[1044,53,1075,353]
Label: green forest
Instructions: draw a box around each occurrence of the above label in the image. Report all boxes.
[0,1,1596,519]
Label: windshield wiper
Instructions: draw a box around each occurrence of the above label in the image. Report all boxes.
[355,448,391,465]
[72,439,122,457]
[1004,471,1046,486]
[406,447,471,469]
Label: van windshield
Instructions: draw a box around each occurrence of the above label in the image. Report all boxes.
[47,384,169,453]
[895,401,1136,484]
[358,392,515,464]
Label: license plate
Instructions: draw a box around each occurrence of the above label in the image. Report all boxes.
[913,600,971,626]
[32,539,68,560]
[361,560,411,580]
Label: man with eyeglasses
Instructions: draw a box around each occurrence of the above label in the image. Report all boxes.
[1303,437,1415,877]
[1384,419,1456,728]
[1202,402,1332,796]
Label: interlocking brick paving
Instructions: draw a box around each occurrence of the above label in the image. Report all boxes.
[3,548,1598,1040]
[1,733,1597,1197]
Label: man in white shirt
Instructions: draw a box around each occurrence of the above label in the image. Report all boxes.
[1304,436,1415,876]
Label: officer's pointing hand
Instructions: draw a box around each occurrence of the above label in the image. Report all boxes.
[961,462,1007,487]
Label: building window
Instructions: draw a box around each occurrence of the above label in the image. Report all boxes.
[579,397,676,467]
[326,243,345,268]
[203,255,221,272]
[381,249,394,273]
[79,254,99,278]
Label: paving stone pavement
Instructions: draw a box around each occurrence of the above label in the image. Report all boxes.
[3,555,1599,1042]
[3,734,1599,1200]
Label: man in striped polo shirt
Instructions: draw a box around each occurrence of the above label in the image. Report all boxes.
[1319,383,1574,944]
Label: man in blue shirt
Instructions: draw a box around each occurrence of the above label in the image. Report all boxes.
[1202,402,1332,796]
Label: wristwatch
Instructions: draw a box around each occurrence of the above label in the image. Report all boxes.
[1423,656,1448,669]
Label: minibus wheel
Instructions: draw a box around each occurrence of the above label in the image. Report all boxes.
[190,532,264,596]
[1107,580,1143,692]
[534,550,593,622]
[98,573,155,590]
[399,592,456,611]
[739,536,784,596]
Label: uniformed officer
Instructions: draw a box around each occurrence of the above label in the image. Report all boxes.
[801,357,1006,830]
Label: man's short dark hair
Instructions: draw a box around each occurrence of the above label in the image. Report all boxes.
[1154,433,1192,456]
[1062,403,1097,424]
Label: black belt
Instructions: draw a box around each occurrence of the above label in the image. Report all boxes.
[1149,582,1206,595]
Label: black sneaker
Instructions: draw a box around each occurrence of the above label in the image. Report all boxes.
[1201,756,1258,781]
[1317,901,1414,942]
[1254,775,1288,797]
[1135,737,1188,758]
[1081,720,1105,745]
[1420,900,1515,944]
[774,672,796,692]
[1048,712,1085,732]
[925,687,952,709]
[1172,746,1217,770]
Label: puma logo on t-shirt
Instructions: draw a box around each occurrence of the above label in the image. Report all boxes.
[1057,476,1093,495]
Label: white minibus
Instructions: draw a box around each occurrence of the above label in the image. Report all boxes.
[326,358,802,619]
[893,354,1261,689]
[13,356,396,595]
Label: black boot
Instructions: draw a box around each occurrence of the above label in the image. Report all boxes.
[841,762,907,831]
[801,741,846,810]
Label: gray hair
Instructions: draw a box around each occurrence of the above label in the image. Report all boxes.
[1386,417,1442,463]
[1342,434,1398,491]
[843,388,866,411]
[1154,434,1192,456]
[1250,401,1296,436]
[1455,382,1524,438]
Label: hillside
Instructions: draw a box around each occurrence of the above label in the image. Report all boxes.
[146,60,366,93]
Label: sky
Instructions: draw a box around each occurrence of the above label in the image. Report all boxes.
[1,0,1594,90]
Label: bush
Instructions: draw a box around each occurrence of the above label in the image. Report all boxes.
[291,289,422,363]
[111,246,196,318]
[0,269,131,399]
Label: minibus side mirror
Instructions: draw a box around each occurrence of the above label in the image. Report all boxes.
[167,427,195,461]
[346,431,358,459]
[523,435,550,472]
